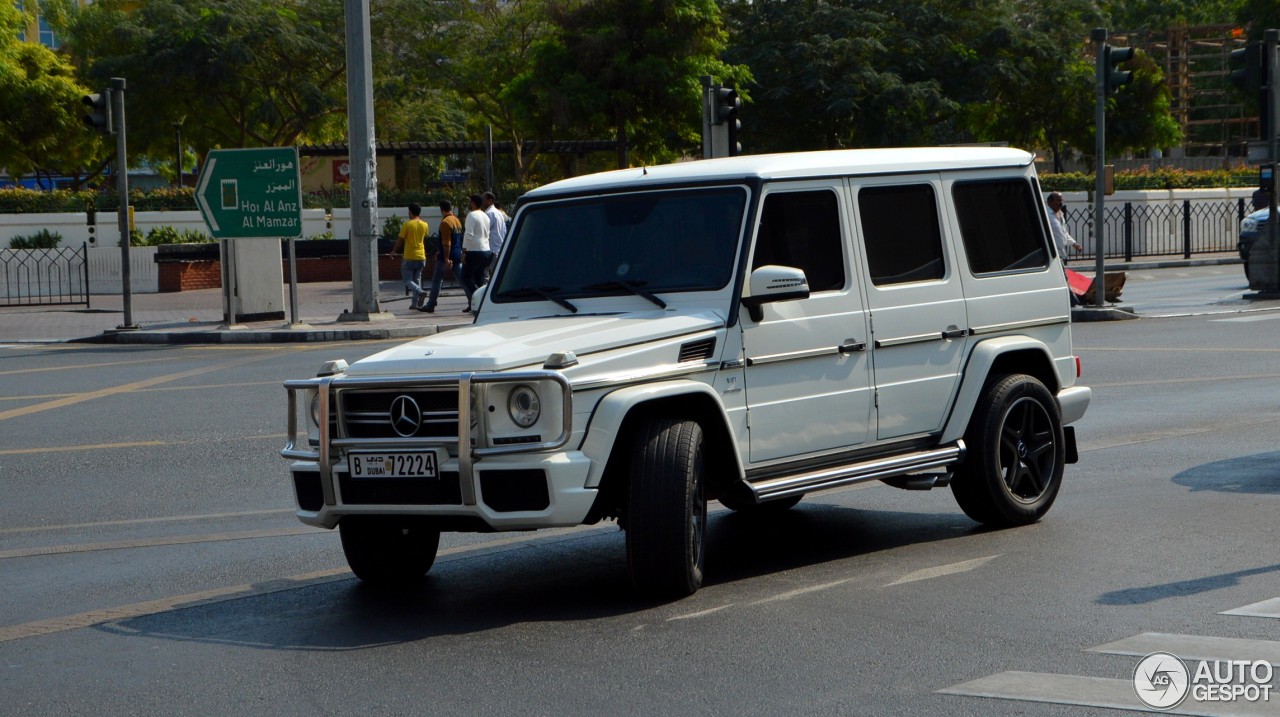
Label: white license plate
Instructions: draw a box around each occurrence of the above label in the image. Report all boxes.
[348,451,439,479]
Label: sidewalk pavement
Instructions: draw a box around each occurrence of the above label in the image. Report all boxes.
[0,253,1259,344]
[0,280,478,344]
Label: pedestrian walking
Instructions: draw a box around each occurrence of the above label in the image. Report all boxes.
[1046,192,1081,257]
[460,194,492,313]
[482,191,508,281]
[390,202,430,311]
[419,200,464,313]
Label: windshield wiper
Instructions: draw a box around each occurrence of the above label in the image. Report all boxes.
[582,280,667,309]
[495,285,578,313]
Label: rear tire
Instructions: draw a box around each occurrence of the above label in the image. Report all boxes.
[339,516,440,586]
[626,418,707,598]
[951,374,1064,527]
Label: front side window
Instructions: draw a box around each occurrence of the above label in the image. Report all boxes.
[952,178,1050,274]
[751,190,845,292]
[494,187,746,303]
[859,184,945,286]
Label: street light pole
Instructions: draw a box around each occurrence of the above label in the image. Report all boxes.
[173,121,183,188]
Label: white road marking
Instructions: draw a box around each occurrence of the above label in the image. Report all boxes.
[667,604,736,622]
[883,554,1001,587]
[940,671,1274,716]
[1088,632,1280,667]
[1223,598,1280,620]
[750,578,854,605]
[1212,314,1280,323]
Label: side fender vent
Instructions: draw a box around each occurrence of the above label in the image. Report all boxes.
[678,337,716,363]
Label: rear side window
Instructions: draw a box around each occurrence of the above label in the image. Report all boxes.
[752,190,845,292]
[858,184,945,286]
[952,179,1050,274]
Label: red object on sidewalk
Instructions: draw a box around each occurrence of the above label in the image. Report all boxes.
[1065,268,1093,297]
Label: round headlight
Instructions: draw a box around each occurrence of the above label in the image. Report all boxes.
[310,393,322,426]
[508,385,541,428]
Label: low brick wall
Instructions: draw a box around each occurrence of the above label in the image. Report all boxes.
[154,240,408,292]
[159,261,222,292]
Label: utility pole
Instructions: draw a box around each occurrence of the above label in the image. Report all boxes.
[111,78,137,331]
[1092,29,1108,307]
[1267,29,1279,292]
[341,0,387,320]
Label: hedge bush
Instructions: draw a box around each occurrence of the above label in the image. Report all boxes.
[8,228,62,249]
[0,172,1261,214]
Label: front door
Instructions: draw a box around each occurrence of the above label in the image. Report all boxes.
[741,183,873,464]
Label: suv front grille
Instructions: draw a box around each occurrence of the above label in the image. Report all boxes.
[339,387,459,439]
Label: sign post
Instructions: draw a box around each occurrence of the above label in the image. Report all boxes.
[196,147,302,325]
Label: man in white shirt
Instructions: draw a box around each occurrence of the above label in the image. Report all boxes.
[1046,192,1081,258]
[460,193,491,313]
[482,191,507,280]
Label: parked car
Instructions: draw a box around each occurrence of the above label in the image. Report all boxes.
[280,147,1091,598]
[1239,207,1272,276]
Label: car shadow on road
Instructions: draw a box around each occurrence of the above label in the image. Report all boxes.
[94,503,978,652]
[1170,451,1280,495]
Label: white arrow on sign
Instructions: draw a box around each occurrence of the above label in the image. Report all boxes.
[195,156,219,232]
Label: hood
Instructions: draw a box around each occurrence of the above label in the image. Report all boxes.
[346,310,726,376]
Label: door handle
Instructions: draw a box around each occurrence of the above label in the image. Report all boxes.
[838,341,867,354]
[941,328,969,340]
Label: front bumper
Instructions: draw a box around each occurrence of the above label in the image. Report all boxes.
[283,370,593,530]
[288,451,597,530]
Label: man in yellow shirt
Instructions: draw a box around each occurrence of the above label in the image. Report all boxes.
[390,203,430,311]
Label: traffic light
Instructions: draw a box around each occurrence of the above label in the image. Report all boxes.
[1228,42,1269,139]
[1104,44,1135,94]
[714,85,742,156]
[82,90,114,135]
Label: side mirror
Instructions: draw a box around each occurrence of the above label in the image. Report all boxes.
[741,265,810,322]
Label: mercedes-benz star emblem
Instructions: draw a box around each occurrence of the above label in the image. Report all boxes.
[389,395,422,437]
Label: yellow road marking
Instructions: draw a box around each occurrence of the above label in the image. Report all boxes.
[0,527,323,560]
[1079,346,1280,353]
[1087,372,1280,388]
[0,508,293,535]
[0,440,169,456]
[0,351,291,423]
[0,354,213,376]
[0,523,609,644]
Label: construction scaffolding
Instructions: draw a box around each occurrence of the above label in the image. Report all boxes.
[1123,25,1256,157]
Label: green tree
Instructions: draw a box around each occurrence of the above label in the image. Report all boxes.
[56,0,348,167]
[0,3,99,187]
[509,0,748,167]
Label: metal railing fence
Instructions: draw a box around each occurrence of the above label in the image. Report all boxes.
[1,243,90,307]
[1063,199,1246,261]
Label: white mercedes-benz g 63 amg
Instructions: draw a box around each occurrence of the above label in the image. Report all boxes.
[282,147,1090,597]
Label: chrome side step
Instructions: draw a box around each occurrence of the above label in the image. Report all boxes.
[749,441,965,501]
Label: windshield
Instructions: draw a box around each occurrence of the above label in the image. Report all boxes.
[493,187,747,303]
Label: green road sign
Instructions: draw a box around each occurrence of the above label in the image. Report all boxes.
[196,147,302,238]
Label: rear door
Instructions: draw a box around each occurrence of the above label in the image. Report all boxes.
[849,176,969,441]
[740,182,873,464]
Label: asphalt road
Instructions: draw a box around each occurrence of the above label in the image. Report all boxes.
[2,298,1279,715]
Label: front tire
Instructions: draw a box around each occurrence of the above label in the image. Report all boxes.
[951,374,1064,527]
[626,418,707,598]
[339,516,441,586]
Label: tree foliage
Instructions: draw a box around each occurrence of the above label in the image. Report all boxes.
[508,0,748,167]
[56,0,348,166]
[3,0,1255,190]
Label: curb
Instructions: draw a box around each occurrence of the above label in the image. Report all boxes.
[1065,256,1242,272]
[71,325,440,345]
